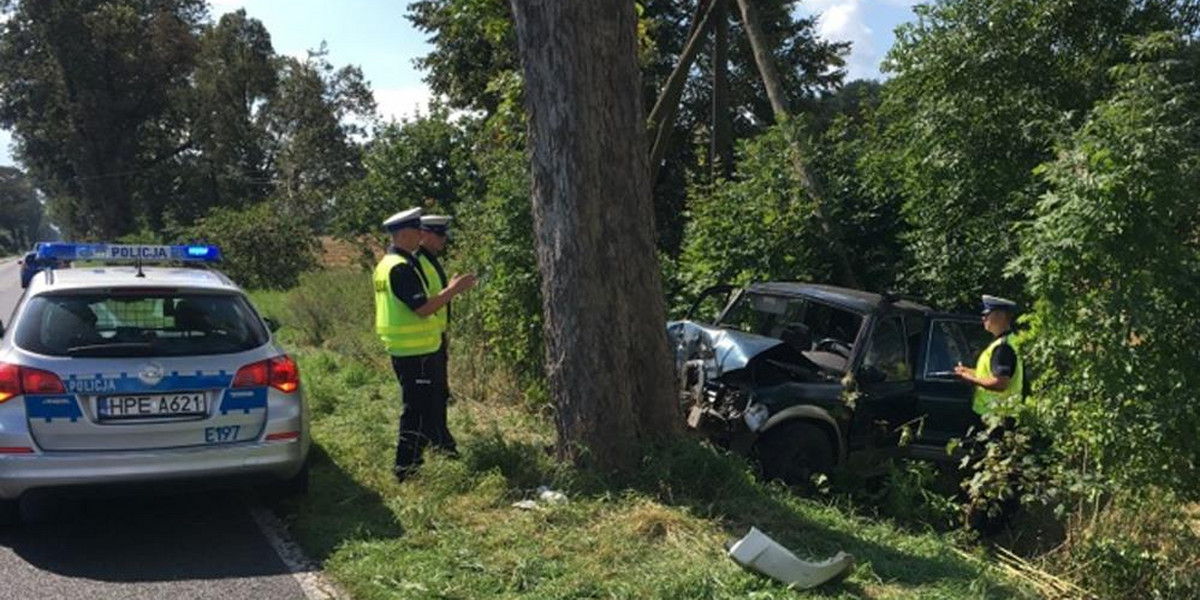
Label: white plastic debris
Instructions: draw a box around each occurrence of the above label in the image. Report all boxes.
[511,500,540,510]
[727,527,854,589]
[537,485,568,505]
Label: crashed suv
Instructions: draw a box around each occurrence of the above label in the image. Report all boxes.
[669,283,991,484]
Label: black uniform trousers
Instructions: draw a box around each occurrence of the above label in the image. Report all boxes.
[431,337,457,452]
[392,352,448,475]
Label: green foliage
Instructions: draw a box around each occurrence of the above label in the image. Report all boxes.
[273,270,380,363]
[266,44,376,229]
[333,105,477,243]
[172,9,278,222]
[1018,33,1200,496]
[450,129,545,399]
[675,123,830,304]
[175,201,318,290]
[957,418,1059,527]
[0,166,52,252]
[0,0,207,238]
[1050,492,1200,600]
[674,110,903,310]
[0,2,373,239]
[871,0,1196,309]
[408,0,849,256]
[407,0,518,114]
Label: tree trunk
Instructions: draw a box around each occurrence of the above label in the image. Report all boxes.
[734,0,860,289]
[510,0,680,474]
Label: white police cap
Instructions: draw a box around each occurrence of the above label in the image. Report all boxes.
[420,215,452,234]
[981,294,1018,315]
[383,207,423,232]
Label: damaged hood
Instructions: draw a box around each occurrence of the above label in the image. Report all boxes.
[668,320,803,377]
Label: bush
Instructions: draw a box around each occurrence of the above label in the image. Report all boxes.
[1017,34,1200,496]
[447,117,546,400]
[175,201,319,290]
[674,118,904,313]
[1049,493,1200,599]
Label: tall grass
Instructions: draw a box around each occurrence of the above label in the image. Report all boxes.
[249,270,1032,599]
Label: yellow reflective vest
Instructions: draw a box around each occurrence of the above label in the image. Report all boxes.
[972,333,1024,416]
[373,252,441,357]
[417,250,448,333]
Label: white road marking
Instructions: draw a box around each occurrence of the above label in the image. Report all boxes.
[248,502,348,600]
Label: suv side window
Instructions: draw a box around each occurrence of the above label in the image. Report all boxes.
[862,317,910,381]
[924,320,992,377]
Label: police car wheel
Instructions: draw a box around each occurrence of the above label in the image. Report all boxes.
[756,421,835,488]
[0,499,19,527]
[264,462,309,500]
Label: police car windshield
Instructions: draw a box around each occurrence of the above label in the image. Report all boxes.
[15,292,268,358]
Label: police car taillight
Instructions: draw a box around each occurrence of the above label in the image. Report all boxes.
[233,356,300,393]
[0,363,66,402]
[0,364,19,402]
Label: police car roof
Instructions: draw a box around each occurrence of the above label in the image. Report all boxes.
[28,266,239,294]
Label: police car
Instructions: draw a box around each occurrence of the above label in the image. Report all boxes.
[0,243,309,523]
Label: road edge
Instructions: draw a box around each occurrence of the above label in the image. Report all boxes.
[248,501,349,600]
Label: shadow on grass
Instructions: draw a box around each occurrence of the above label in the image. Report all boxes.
[457,432,1024,597]
[628,439,1025,596]
[275,444,405,562]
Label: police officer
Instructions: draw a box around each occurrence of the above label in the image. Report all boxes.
[374,208,476,481]
[417,214,456,456]
[954,295,1025,417]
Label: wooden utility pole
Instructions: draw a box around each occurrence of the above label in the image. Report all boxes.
[734,0,859,288]
[510,0,680,473]
[711,0,733,179]
[648,0,717,183]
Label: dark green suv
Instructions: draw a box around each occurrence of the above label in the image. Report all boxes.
[669,282,991,484]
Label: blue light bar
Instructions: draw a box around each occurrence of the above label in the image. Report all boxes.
[35,243,222,263]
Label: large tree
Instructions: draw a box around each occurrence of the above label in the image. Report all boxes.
[409,0,845,253]
[871,0,1197,308]
[0,167,50,252]
[0,0,206,238]
[509,0,679,473]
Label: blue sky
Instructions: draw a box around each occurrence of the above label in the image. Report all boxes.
[0,0,919,168]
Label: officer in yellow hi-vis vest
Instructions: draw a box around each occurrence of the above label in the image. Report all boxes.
[375,207,476,481]
[954,295,1024,417]
[417,214,456,456]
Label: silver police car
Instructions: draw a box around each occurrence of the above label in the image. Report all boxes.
[0,243,309,523]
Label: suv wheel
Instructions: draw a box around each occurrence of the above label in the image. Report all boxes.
[0,498,20,527]
[756,421,836,487]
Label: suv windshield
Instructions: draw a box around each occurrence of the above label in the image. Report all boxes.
[719,292,864,371]
[15,292,268,357]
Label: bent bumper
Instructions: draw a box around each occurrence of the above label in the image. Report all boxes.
[0,438,309,500]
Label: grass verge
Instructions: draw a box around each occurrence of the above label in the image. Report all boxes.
[250,271,1031,599]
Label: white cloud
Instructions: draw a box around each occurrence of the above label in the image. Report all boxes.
[0,128,15,167]
[800,0,880,80]
[208,0,247,11]
[373,85,435,123]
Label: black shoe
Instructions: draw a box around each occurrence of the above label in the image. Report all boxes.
[432,446,460,460]
[394,465,417,482]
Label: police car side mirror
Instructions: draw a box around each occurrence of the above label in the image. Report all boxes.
[264,317,280,333]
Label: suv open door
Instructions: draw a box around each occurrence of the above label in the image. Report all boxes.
[912,315,993,451]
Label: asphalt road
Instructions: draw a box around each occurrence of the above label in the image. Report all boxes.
[0,258,21,327]
[0,259,310,600]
